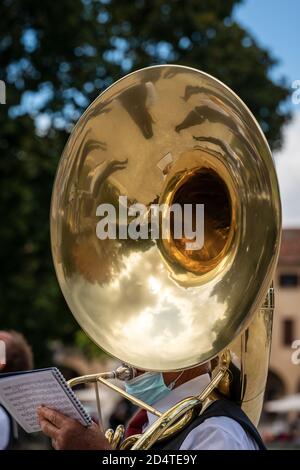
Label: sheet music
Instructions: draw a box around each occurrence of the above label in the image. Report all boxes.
[0,369,91,433]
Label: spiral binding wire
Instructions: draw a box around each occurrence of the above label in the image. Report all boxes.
[53,367,92,426]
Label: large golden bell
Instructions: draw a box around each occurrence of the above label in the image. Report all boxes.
[51,65,281,374]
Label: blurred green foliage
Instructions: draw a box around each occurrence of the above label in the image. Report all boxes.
[74,330,108,360]
[0,0,290,366]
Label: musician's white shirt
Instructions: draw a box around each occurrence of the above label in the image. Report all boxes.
[0,406,10,449]
[145,374,259,450]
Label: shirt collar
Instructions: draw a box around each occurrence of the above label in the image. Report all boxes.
[146,373,211,428]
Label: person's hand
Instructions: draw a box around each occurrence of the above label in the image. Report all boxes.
[37,406,112,450]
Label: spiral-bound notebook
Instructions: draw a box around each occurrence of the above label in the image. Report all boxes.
[0,367,92,433]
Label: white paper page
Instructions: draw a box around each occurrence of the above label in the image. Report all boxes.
[0,370,87,433]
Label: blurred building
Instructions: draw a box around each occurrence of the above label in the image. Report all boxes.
[267,228,300,399]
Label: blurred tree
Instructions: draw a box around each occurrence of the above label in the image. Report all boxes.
[0,0,290,365]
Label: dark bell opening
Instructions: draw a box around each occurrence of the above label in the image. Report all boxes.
[171,168,232,272]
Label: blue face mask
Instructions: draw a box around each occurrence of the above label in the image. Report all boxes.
[125,371,183,406]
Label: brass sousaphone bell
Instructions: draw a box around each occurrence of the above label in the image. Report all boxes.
[50,65,281,449]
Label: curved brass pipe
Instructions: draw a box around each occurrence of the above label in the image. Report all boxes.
[67,359,228,449]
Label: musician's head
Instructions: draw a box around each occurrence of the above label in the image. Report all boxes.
[0,330,33,373]
[124,362,211,406]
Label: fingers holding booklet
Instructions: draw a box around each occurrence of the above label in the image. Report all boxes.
[0,367,112,450]
[0,367,92,433]
[37,406,110,450]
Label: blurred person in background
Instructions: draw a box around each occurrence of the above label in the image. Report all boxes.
[0,330,33,450]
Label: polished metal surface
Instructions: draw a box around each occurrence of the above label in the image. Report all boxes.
[226,287,275,425]
[51,64,281,371]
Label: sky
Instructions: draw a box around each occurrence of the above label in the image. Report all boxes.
[234,0,300,227]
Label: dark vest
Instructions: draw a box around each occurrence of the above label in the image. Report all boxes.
[152,398,266,450]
